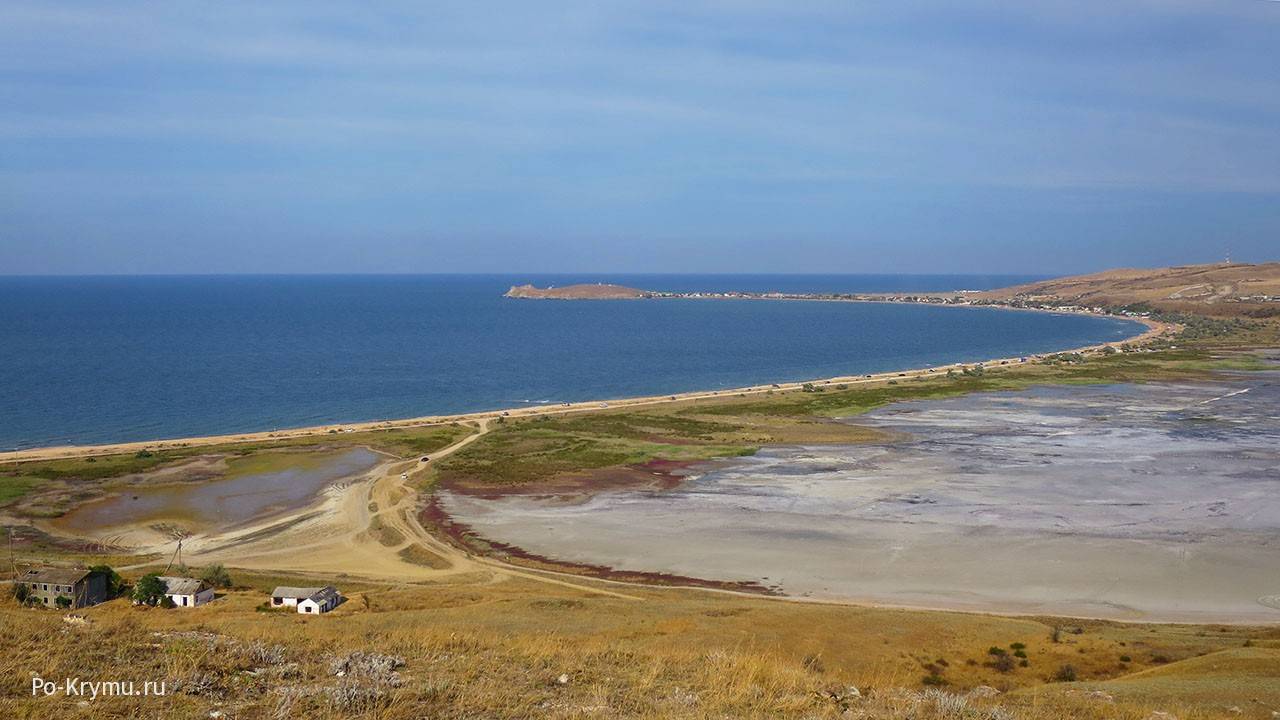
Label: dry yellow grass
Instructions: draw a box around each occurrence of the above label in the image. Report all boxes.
[2,570,1277,719]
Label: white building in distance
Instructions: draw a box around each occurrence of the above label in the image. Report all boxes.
[271,585,341,614]
[158,576,215,607]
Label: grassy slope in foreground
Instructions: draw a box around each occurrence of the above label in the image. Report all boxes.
[1,569,1278,719]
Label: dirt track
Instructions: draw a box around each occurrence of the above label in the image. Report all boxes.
[150,421,641,600]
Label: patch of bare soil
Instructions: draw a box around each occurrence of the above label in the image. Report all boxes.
[418,494,779,595]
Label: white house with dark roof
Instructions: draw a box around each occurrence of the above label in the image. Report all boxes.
[271,585,341,614]
[158,576,215,607]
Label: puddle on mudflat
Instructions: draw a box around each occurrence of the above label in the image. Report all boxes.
[56,447,382,535]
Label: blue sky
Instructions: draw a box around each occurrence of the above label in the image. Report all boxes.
[2,1,1278,275]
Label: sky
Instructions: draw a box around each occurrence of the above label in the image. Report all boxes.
[1,1,1278,275]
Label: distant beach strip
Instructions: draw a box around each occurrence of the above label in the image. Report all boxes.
[0,281,1161,461]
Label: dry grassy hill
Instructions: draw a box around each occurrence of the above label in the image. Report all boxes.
[4,572,1277,719]
[981,262,1280,317]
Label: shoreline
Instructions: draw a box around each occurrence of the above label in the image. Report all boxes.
[0,304,1169,464]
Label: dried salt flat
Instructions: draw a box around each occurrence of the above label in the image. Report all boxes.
[443,372,1280,622]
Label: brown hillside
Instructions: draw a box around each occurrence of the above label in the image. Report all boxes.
[981,262,1280,317]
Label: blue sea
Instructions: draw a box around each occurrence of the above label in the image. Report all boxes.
[0,275,1145,450]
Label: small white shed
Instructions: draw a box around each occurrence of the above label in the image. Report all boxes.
[158,576,215,607]
[271,585,341,614]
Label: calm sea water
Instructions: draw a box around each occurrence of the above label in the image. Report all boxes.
[0,274,1145,449]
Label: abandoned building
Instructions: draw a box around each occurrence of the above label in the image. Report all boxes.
[18,567,109,609]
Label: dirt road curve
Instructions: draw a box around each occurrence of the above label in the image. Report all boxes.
[164,421,639,600]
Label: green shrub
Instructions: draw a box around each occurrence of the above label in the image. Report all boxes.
[1053,664,1077,682]
[200,563,232,589]
[132,573,166,606]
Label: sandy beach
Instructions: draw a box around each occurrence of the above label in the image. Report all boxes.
[0,307,1169,464]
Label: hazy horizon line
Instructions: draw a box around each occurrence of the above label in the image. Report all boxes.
[0,270,1060,279]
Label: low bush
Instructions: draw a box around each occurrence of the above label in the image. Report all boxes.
[987,654,1015,673]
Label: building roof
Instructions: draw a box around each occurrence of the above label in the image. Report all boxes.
[272,585,337,601]
[302,586,340,605]
[158,576,210,595]
[21,567,92,585]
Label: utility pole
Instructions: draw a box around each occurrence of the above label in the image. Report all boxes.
[162,538,183,575]
[7,526,17,581]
